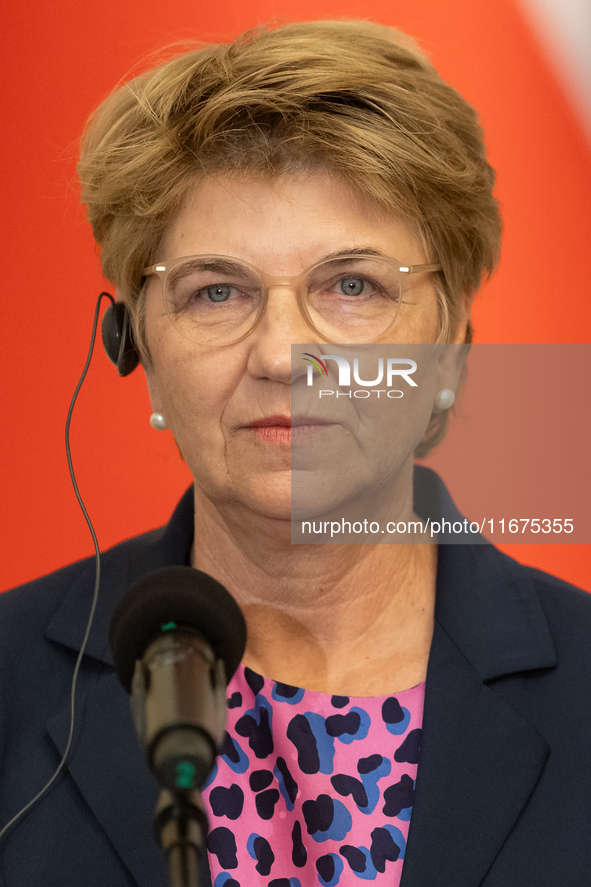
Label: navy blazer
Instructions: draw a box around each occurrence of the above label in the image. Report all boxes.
[1,471,591,886]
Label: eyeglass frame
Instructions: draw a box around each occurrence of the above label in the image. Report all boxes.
[141,251,443,345]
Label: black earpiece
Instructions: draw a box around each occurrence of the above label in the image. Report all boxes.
[101,298,140,376]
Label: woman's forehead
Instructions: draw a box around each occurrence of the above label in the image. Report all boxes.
[160,172,425,272]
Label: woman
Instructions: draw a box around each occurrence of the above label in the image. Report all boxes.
[1,20,591,887]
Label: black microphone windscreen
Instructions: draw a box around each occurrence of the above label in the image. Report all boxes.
[109,566,247,692]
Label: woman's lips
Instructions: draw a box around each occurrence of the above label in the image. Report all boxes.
[244,415,336,443]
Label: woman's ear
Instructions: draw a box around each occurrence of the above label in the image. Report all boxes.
[434,341,470,411]
[430,288,475,406]
[144,368,163,414]
[143,367,170,430]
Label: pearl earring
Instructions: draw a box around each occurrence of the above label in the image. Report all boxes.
[434,388,455,410]
[149,412,168,430]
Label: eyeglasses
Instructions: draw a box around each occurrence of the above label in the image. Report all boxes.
[142,252,442,346]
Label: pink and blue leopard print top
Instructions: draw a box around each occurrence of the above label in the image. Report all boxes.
[202,665,425,886]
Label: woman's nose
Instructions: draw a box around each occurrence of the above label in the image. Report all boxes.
[245,284,325,383]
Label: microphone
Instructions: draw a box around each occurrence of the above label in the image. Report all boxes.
[109,565,247,791]
[109,565,247,887]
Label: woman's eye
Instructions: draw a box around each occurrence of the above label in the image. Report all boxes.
[202,284,233,303]
[339,276,366,297]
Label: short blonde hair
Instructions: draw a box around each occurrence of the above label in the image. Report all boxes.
[78,20,501,451]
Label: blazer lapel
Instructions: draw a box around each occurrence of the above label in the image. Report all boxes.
[43,488,212,887]
[46,671,168,887]
[400,623,550,886]
[401,539,557,887]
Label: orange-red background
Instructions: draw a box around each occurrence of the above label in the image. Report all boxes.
[1,0,590,592]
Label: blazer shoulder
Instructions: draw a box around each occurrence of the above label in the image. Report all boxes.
[522,563,591,670]
[524,563,591,618]
[0,525,165,636]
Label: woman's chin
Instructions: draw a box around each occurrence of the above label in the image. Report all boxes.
[197,467,373,527]
[235,481,361,527]
[216,476,295,524]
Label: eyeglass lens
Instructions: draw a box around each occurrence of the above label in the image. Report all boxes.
[163,256,405,345]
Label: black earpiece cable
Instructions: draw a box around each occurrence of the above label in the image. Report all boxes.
[0,292,114,845]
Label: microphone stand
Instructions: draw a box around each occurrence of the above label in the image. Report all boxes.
[130,631,229,887]
[154,788,209,887]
